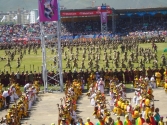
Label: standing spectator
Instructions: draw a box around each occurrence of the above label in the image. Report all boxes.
[15,71,20,84]
[4,71,10,87]
[129,68,134,84]
[63,70,68,83]
[28,71,34,83]
[0,72,5,86]
[67,70,73,84]
[20,71,25,86]
[159,67,165,80]
[118,69,124,83]
[154,108,161,125]
[25,71,29,84]
[124,68,129,84]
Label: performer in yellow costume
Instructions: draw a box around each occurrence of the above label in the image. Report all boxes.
[33,81,40,94]
[0,91,4,109]
[164,68,167,80]
[147,87,154,100]
[145,98,151,117]
[87,73,95,90]
[134,76,139,88]
[15,83,22,97]
[116,98,122,116]
[104,71,110,88]
[0,83,3,91]
[164,80,167,92]
[155,72,162,87]
[132,106,140,119]
[121,100,125,115]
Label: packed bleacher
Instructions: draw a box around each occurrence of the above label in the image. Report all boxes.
[0,16,167,43]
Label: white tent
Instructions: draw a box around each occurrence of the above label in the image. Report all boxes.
[36,16,39,21]
[0,15,6,22]
[13,15,17,20]
[27,15,29,20]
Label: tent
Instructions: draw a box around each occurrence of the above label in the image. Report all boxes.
[164,48,167,52]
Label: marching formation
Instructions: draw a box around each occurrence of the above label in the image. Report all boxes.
[86,70,167,125]
[57,79,83,125]
[52,65,167,125]
[0,37,166,73]
[0,80,40,124]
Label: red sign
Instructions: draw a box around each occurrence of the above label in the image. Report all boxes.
[61,10,112,17]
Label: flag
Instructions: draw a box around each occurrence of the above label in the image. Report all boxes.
[38,0,59,22]
[13,15,17,20]
[27,15,29,20]
[1,16,6,22]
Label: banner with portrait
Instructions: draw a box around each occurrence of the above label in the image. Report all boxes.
[100,12,107,23]
[38,0,59,22]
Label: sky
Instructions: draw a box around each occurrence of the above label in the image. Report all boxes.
[0,0,167,12]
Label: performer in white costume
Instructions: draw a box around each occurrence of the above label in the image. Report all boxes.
[90,92,96,106]
[150,75,156,88]
[10,85,19,102]
[97,78,105,94]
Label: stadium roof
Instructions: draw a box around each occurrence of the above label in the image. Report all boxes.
[0,0,167,12]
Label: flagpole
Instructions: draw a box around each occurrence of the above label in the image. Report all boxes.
[38,0,63,92]
[40,22,47,93]
[57,0,63,92]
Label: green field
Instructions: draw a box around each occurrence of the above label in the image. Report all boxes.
[0,43,166,73]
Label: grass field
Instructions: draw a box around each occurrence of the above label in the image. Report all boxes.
[0,43,166,73]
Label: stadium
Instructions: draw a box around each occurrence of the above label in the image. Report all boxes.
[0,0,167,125]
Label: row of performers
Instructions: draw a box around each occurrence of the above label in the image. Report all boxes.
[86,69,167,90]
[0,81,40,124]
[87,78,159,124]
[57,80,83,125]
[63,67,167,85]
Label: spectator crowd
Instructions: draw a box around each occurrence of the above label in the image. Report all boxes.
[0,16,167,43]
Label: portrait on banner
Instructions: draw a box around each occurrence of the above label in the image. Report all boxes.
[100,12,107,23]
[38,0,59,22]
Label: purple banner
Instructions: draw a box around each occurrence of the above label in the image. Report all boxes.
[100,12,107,23]
[38,0,58,22]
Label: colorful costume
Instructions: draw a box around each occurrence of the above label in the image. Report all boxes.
[155,72,162,87]
[114,120,123,125]
[135,117,145,125]
[123,119,132,125]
